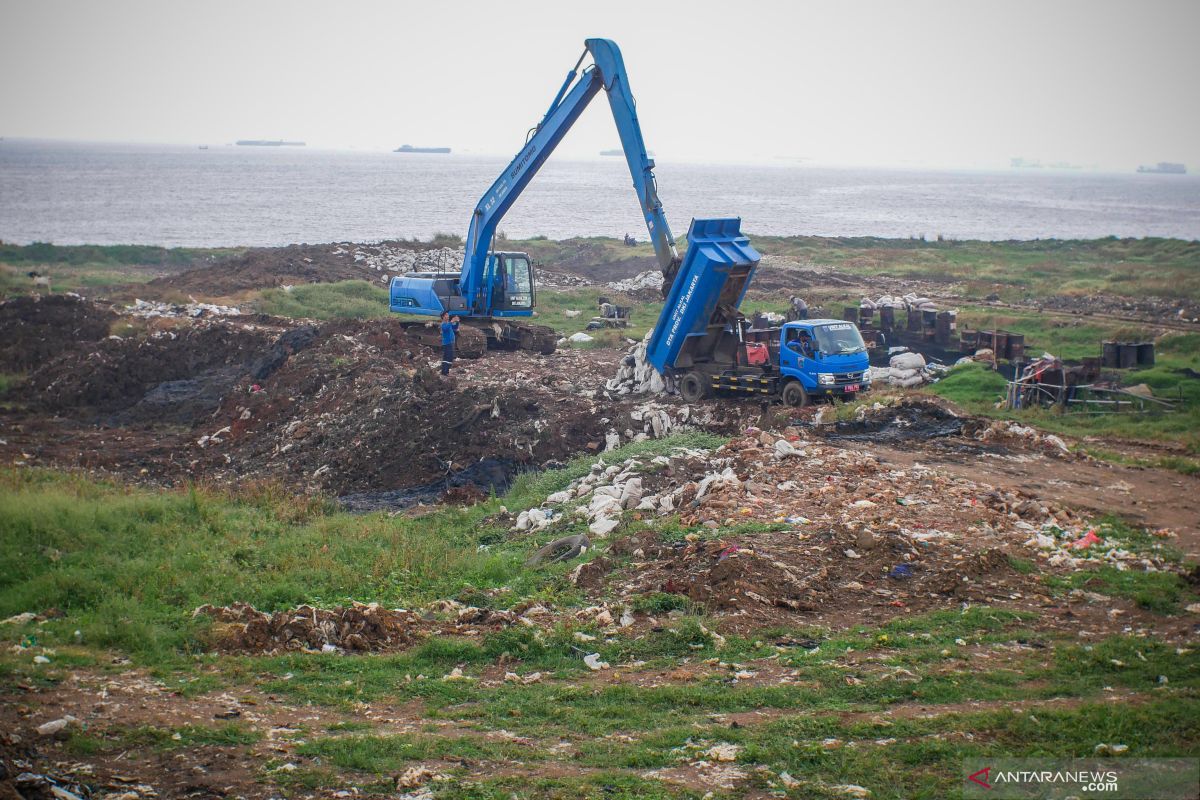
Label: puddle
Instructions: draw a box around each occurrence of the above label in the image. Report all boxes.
[338,457,516,513]
[819,403,965,443]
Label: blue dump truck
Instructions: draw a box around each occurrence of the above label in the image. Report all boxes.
[646,218,871,406]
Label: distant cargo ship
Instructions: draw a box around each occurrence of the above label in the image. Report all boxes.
[236,140,305,147]
[394,144,451,154]
[1137,162,1186,175]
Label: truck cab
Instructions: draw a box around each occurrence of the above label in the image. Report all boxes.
[777,319,871,406]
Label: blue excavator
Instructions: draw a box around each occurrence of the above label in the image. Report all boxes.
[389,38,682,354]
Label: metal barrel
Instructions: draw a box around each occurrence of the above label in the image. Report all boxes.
[1119,342,1138,369]
[1136,342,1155,366]
[1102,341,1119,368]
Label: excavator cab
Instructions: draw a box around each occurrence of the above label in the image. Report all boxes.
[486,252,535,314]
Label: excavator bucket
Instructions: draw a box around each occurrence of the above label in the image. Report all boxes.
[646,218,761,375]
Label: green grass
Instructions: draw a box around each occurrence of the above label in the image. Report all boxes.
[0,433,722,663]
[67,722,260,755]
[0,242,240,298]
[532,287,663,343]
[0,242,237,268]
[928,362,1009,412]
[0,373,21,397]
[1050,567,1189,613]
[255,279,391,320]
[748,235,1200,303]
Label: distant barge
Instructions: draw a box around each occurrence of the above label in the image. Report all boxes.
[236,140,306,147]
[395,144,451,154]
[1137,162,1186,174]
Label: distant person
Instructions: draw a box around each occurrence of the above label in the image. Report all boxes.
[787,296,808,321]
[440,311,460,376]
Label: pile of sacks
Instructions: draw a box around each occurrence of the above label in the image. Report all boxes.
[870,351,945,387]
[862,293,937,312]
[864,293,936,311]
[606,330,670,396]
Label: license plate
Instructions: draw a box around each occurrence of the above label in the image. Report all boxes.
[843,384,860,392]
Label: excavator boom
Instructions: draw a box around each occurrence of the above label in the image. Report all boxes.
[390,38,680,351]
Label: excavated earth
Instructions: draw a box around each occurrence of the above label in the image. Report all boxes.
[2,269,1199,799]
[0,297,633,506]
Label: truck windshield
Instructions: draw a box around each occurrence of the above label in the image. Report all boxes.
[814,323,866,355]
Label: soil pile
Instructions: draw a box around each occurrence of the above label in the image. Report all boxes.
[27,321,280,418]
[519,416,1090,626]
[193,600,525,654]
[142,241,460,297]
[0,294,117,372]
[197,321,608,498]
[194,601,426,652]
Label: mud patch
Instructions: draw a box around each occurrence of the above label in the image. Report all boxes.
[28,322,278,417]
[819,398,964,443]
[339,457,516,512]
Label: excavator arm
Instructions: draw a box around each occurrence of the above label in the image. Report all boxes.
[459,38,681,313]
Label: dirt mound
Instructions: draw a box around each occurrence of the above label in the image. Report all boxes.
[0,294,117,372]
[193,600,524,653]
[194,601,426,652]
[142,241,457,298]
[524,427,1064,627]
[198,321,606,498]
[27,321,279,417]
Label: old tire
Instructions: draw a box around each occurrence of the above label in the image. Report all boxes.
[781,380,808,407]
[678,371,709,404]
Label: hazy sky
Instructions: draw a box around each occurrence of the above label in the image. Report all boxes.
[1,0,1197,169]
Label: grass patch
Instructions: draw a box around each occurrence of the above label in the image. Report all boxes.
[928,362,1009,412]
[1049,567,1189,613]
[0,434,724,664]
[255,280,390,320]
[67,723,259,755]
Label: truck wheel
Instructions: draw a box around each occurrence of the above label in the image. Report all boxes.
[679,371,709,404]
[781,380,808,407]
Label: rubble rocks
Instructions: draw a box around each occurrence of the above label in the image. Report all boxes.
[125,298,242,318]
[607,270,664,295]
[512,421,1101,625]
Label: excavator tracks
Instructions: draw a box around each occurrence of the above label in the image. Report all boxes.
[484,321,558,355]
[393,319,556,357]
[394,321,487,359]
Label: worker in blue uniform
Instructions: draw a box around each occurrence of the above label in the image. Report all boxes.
[439,311,460,375]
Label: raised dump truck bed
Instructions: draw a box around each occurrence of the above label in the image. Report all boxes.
[646,218,761,376]
[645,218,870,406]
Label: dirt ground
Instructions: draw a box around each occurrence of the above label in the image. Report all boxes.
[2,243,1197,799]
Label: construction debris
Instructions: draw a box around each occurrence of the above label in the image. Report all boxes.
[606,330,669,395]
[125,298,242,318]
